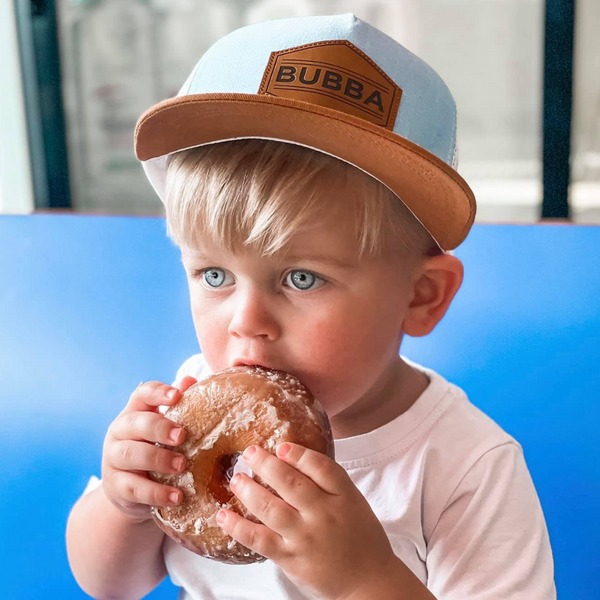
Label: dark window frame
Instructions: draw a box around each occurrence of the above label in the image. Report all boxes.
[543,0,576,219]
[14,0,70,209]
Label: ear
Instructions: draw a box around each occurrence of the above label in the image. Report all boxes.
[403,254,464,337]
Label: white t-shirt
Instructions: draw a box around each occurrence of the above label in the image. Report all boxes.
[84,354,556,599]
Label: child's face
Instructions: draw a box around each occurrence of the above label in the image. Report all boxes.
[180,202,420,436]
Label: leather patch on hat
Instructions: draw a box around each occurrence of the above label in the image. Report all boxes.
[259,40,402,130]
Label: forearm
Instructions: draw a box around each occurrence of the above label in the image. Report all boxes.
[66,484,167,600]
[344,556,437,600]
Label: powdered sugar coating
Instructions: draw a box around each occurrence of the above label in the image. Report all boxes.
[149,365,334,564]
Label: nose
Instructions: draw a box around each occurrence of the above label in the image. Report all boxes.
[227,286,281,342]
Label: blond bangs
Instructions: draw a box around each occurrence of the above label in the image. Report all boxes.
[164,139,438,259]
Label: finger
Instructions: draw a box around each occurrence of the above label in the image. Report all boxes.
[127,381,183,413]
[175,375,197,393]
[240,445,321,513]
[216,507,282,560]
[110,470,183,507]
[274,443,347,496]
[111,411,186,446]
[229,472,300,535]
[109,439,187,475]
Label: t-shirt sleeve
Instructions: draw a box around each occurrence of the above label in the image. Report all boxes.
[425,442,556,600]
[82,474,103,496]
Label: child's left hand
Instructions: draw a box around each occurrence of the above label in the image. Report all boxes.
[216,443,400,600]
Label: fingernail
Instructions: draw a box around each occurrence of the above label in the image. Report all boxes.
[167,388,180,401]
[173,456,186,472]
[243,446,257,460]
[169,491,181,504]
[277,443,292,458]
[170,428,183,444]
[216,510,227,524]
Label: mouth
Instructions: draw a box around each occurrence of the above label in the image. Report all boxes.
[232,360,306,387]
[232,359,272,370]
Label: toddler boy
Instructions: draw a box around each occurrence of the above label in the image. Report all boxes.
[66,13,556,600]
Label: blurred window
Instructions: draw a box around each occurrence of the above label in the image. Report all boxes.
[40,0,593,223]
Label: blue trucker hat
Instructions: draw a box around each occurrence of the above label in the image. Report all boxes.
[135,13,476,250]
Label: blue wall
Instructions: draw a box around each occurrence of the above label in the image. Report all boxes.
[1,214,598,599]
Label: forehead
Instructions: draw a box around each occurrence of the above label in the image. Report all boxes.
[182,199,364,262]
[284,205,361,256]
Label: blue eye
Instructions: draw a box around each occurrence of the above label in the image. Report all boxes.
[286,270,324,291]
[202,268,227,288]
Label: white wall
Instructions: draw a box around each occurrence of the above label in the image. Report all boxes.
[0,0,35,214]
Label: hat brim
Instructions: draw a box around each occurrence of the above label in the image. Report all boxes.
[135,93,476,250]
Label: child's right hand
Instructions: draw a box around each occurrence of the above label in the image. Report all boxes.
[101,377,197,523]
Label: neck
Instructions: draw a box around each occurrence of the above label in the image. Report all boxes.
[330,355,430,440]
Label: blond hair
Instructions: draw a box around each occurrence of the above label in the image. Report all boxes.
[164,139,440,260]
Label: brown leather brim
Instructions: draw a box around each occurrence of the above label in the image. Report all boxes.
[135,93,476,250]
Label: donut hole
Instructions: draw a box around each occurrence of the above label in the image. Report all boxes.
[223,452,254,482]
[209,453,254,504]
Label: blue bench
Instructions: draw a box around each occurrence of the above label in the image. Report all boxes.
[1,214,598,599]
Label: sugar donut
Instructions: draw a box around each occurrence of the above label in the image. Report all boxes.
[149,365,334,564]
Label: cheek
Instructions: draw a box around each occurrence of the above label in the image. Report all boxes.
[189,300,228,367]
[304,298,402,358]
[294,302,403,399]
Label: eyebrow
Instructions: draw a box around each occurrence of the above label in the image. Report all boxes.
[284,254,356,269]
[182,252,356,269]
